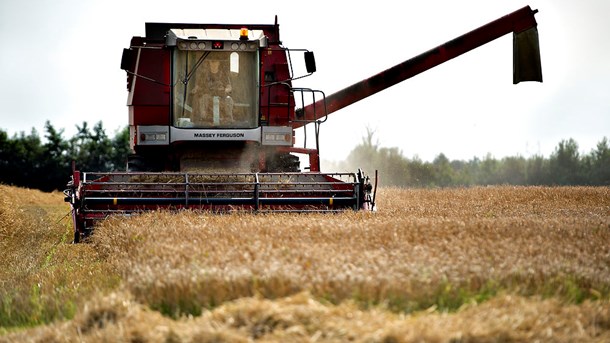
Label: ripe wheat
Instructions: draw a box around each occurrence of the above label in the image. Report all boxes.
[1,185,609,342]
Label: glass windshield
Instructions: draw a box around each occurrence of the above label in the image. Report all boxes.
[172,50,258,128]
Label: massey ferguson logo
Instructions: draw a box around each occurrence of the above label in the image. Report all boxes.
[194,132,245,138]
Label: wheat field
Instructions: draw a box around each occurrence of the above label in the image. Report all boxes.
[1,184,609,342]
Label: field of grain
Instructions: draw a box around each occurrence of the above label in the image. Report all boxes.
[1,184,609,342]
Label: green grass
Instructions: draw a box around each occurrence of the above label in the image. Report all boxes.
[0,187,121,329]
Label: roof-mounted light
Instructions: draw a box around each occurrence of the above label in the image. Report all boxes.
[240,27,249,40]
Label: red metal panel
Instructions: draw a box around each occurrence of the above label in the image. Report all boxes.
[131,106,170,125]
[132,48,170,106]
[128,45,171,126]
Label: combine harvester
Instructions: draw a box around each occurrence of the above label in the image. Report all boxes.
[65,6,542,242]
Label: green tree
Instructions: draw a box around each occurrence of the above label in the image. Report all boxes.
[525,154,549,185]
[407,156,435,187]
[336,135,607,187]
[590,137,610,185]
[68,121,118,172]
[432,153,454,187]
[7,129,45,189]
[0,121,129,191]
[109,126,130,171]
[449,159,475,186]
[549,138,582,185]
[499,156,527,185]
[478,154,499,185]
[39,121,71,191]
[0,130,10,179]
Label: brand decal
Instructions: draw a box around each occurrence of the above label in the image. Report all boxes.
[194,132,246,138]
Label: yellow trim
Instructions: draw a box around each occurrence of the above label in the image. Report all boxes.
[113,198,118,206]
[329,198,333,206]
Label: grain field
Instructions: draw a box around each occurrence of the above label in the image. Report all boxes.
[1,185,609,342]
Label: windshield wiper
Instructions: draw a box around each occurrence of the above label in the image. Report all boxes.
[181,51,210,116]
[182,51,210,85]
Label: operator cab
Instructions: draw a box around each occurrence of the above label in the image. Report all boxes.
[120,22,322,172]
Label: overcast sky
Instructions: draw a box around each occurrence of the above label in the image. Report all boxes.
[1,0,608,163]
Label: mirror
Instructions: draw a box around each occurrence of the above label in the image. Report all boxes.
[304,51,316,73]
[121,48,134,71]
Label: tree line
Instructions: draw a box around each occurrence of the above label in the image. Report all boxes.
[1,122,609,192]
[332,130,610,187]
[0,121,129,192]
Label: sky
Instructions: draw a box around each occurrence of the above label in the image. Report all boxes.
[0,0,608,164]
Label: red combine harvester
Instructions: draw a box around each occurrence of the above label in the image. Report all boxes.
[65,6,542,242]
